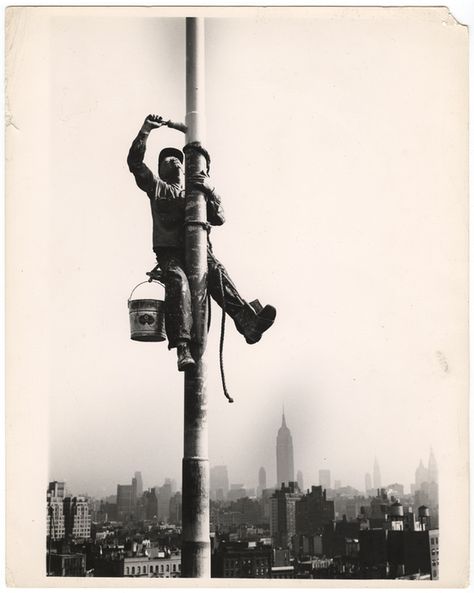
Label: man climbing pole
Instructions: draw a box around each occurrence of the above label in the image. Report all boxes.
[127,114,276,371]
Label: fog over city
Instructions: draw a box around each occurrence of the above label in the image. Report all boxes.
[40,10,464,500]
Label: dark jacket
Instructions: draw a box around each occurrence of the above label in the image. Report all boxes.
[127,131,225,249]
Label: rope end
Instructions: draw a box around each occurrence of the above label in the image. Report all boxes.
[227,398,234,404]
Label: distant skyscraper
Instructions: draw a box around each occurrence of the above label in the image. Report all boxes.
[117,484,134,521]
[373,458,382,490]
[257,467,267,497]
[144,488,158,520]
[134,471,143,497]
[415,459,429,489]
[165,477,177,494]
[428,448,438,483]
[169,491,182,524]
[296,470,304,491]
[276,411,294,487]
[319,469,331,491]
[158,481,172,521]
[131,477,138,505]
[210,465,229,500]
[334,479,341,490]
[365,472,372,493]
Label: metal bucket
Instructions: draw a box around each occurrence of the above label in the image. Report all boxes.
[128,280,166,342]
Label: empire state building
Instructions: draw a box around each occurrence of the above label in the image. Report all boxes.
[276,411,294,487]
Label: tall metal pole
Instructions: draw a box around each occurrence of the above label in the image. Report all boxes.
[181,17,210,578]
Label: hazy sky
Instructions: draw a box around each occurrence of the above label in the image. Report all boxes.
[11,8,466,499]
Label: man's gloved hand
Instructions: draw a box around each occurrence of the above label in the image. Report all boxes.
[187,170,215,197]
[141,114,166,134]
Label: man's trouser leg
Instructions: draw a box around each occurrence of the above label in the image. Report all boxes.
[206,247,248,318]
[207,247,276,344]
[154,248,192,349]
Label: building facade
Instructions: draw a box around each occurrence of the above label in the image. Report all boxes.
[212,541,272,578]
[270,481,302,549]
[63,496,91,539]
[47,482,66,540]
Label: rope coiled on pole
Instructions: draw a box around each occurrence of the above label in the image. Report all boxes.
[183,141,211,174]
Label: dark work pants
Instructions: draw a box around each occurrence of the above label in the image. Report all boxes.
[154,246,247,349]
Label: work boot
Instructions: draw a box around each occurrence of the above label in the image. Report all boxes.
[146,264,163,282]
[177,342,195,372]
[234,302,277,345]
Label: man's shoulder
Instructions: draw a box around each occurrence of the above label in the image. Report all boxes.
[155,179,185,200]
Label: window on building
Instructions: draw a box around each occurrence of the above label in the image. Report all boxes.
[137,566,140,574]
[143,565,147,573]
[166,565,170,572]
[173,564,176,572]
[160,565,164,572]
[126,567,129,575]
[132,567,135,575]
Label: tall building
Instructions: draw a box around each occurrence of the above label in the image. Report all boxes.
[131,476,140,507]
[169,492,182,525]
[365,472,372,493]
[276,411,294,487]
[165,477,176,495]
[270,481,302,549]
[47,482,66,540]
[257,467,267,498]
[143,488,158,520]
[428,448,438,484]
[117,484,134,521]
[373,457,382,489]
[47,483,91,540]
[210,465,229,500]
[295,486,335,535]
[318,470,331,491]
[415,459,429,489]
[296,470,304,491]
[63,496,91,539]
[134,471,144,497]
[158,481,172,522]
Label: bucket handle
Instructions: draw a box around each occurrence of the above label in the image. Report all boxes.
[128,279,165,303]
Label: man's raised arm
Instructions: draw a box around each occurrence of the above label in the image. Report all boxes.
[127,115,165,194]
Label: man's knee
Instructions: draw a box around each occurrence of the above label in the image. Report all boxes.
[162,264,188,292]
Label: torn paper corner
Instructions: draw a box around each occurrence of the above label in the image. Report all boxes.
[441,5,470,28]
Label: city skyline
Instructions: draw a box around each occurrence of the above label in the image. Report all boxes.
[46,465,439,579]
[50,429,439,501]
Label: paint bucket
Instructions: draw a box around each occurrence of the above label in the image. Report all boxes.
[128,280,166,342]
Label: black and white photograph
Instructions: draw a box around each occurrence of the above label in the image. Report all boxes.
[5,5,469,586]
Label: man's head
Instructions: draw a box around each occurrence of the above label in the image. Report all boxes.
[158,148,184,186]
